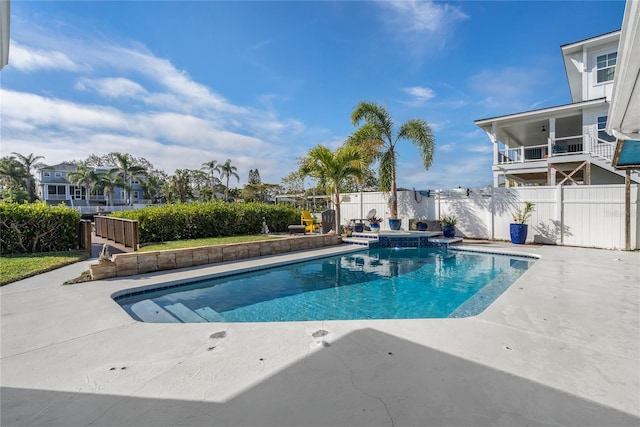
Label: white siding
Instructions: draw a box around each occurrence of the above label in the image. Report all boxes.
[586,43,617,101]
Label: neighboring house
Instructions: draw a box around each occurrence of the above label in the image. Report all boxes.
[36,163,146,207]
[475,30,640,187]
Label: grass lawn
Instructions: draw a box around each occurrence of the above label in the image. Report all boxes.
[139,234,284,252]
[1,251,90,286]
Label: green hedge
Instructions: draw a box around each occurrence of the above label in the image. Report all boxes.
[111,202,302,243]
[0,202,82,255]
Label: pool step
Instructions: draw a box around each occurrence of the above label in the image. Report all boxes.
[429,237,464,245]
[341,237,374,246]
[129,300,181,323]
[164,303,208,323]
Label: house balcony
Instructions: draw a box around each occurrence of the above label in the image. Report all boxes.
[496,134,615,166]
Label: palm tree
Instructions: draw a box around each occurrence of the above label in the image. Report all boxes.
[201,160,221,198]
[96,172,123,208]
[110,153,147,205]
[11,152,45,202]
[0,156,29,202]
[219,159,239,202]
[168,169,193,203]
[0,156,27,187]
[300,144,365,236]
[66,165,99,205]
[349,101,435,220]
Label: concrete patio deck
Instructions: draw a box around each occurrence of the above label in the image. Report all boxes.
[1,243,639,426]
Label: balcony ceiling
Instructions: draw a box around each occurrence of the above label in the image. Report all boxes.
[476,99,605,146]
[496,115,582,147]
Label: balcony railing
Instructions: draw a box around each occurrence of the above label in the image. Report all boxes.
[589,136,616,160]
[498,134,589,165]
[499,144,549,164]
[551,135,583,155]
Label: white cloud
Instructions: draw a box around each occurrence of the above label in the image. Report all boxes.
[438,143,454,153]
[111,46,247,115]
[382,1,468,33]
[378,0,468,52]
[403,86,436,105]
[75,77,148,99]
[468,145,493,154]
[2,89,128,131]
[9,41,82,72]
[0,88,296,183]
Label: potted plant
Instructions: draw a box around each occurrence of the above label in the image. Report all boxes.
[510,202,535,244]
[368,215,382,232]
[440,214,458,238]
[416,221,428,231]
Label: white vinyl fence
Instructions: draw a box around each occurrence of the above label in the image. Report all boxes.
[335,185,639,250]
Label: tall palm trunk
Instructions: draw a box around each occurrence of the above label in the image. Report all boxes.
[334,187,342,236]
[390,147,398,219]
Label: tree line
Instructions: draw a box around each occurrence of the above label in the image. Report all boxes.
[0,152,283,205]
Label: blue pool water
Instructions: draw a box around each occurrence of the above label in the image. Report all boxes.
[115,248,534,323]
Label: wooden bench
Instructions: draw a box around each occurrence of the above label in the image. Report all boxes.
[288,225,306,234]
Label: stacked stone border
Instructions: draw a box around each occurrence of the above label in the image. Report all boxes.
[90,234,342,280]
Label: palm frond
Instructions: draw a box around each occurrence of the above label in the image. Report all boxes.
[398,119,435,170]
[351,101,394,135]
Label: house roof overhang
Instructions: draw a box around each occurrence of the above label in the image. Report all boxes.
[475,99,607,147]
[606,0,640,141]
[475,98,607,127]
[0,0,8,70]
[561,30,621,102]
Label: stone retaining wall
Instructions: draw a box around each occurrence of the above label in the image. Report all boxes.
[90,234,342,280]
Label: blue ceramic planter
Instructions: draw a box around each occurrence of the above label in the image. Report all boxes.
[388,219,402,230]
[442,225,456,238]
[369,223,380,232]
[510,223,528,244]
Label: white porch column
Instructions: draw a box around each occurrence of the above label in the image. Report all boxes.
[520,145,525,163]
[548,118,556,155]
[491,122,499,165]
[493,171,500,188]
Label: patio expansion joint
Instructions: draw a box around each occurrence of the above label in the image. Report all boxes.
[0,323,134,361]
[331,346,395,427]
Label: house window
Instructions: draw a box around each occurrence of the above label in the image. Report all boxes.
[43,171,51,177]
[596,52,616,83]
[55,172,63,178]
[131,178,140,185]
[47,185,66,197]
[597,116,616,142]
[132,191,140,200]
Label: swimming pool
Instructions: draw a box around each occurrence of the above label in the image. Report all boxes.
[115,247,535,323]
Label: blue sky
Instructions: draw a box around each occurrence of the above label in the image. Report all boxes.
[0,1,626,189]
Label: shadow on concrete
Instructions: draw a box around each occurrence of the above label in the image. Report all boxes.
[2,328,638,426]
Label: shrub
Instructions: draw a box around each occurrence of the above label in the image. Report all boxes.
[0,202,81,254]
[111,201,302,243]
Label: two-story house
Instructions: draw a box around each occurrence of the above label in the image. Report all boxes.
[36,163,146,208]
[475,30,640,187]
